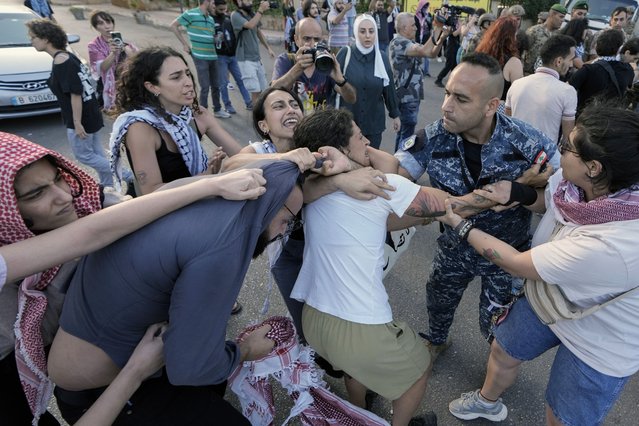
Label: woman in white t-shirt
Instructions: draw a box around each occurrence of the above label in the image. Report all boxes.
[440,104,639,426]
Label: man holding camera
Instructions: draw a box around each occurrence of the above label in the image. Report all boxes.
[231,0,276,105]
[171,0,229,118]
[271,17,356,114]
[433,5,463,88]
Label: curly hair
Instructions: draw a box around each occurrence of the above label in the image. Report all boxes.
[294,108,354,153]
[475,16,519,67]
[112,46,200,121]
[25,19,67,50]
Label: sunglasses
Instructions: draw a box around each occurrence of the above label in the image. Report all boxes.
[267,204,304,244]
[558,136,579,156]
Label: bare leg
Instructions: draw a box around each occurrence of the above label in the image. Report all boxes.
[391,371,429,426]
[480,339,522,401]
[344,375,367,408]
[545,404,564,426]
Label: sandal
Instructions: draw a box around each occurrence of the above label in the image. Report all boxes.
[231,302,243,315]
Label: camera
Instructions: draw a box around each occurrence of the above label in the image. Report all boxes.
[269,1,278,9]
[110,31,124,47]
[306,41,333,73]
[435,5,476,28]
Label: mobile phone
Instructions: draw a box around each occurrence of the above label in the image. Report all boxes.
[110,31,124,46]
[534,150,548,170]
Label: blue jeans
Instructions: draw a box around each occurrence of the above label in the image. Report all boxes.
[422,57,430,75]
[67,129,113,187]
[217,55,252,108]
[193,57,222,111]
[395,101,420,151]
[495,297,630,426]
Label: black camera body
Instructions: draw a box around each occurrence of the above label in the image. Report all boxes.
[110,31,124,47]
[436,5,476,28]
[306,41,333,73]
[269,1,278,9]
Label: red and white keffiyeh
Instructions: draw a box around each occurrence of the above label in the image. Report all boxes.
[229,316,390,426]
[0,132,101,424]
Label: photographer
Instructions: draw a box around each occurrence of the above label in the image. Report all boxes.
[271,17,356,114]
[88,11,137,111]
[433,4,464,88]
[231,0,275,105]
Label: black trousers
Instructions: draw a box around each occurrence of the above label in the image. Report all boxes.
[54,371,249,426]
[436,40,460,83]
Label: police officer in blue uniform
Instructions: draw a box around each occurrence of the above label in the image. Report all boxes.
[396,53,560,357]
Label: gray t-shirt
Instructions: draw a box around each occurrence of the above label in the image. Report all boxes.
[59,161,299,386]
[231,10,261,62]
[390,34,424,104]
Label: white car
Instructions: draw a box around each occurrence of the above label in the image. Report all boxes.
[0,5,82,120]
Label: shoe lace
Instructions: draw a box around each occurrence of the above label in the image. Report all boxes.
[459,390,480,408]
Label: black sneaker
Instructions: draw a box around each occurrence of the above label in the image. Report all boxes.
[434,80,445,88]
[409,411,438,426]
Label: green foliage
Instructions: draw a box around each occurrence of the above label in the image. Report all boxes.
[500,0,556,24]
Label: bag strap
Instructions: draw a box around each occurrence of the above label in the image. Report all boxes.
[595,60,622,98]
[403,57,418,89]
[335,45,351,109]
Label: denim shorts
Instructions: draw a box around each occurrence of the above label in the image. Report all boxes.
[495,297,629,426]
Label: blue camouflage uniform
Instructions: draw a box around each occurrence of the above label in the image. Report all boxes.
[395,111,560,344]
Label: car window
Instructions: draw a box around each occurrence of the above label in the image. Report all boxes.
[0,13,34,47]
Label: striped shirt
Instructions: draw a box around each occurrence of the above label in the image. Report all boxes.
[177,7,217,60]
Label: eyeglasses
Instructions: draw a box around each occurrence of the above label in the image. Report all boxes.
[558,136,580,156]
[267,204,304,244]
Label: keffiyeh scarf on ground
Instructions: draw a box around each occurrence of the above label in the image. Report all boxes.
[229,316,389,426]
[0,132,101,424]
[109,106,208,190]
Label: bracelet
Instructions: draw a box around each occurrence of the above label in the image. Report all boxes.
[336,78,348,87]
[506,182,538,206]
[454,219,473,241]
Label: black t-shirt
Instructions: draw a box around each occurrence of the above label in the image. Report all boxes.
[569,61,634,113]
[213,13,237,56]
[47,52,103,133]
[463,138,483,183]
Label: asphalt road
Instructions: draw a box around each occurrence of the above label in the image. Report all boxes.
[3,1,638,424]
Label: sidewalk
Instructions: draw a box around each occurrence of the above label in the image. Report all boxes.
[50,0,285,44]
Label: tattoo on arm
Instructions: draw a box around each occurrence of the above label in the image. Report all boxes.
[482,248,502,262]
[136,171,147,185]
[405,189,445,217]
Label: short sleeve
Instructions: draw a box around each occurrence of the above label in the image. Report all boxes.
[562,86,577,119]
[531,232,628,300]
[272,54,293,80]
[54,57,83,95]
[177,11,190,27]
[384,174,421,216]
[231,12,246,32]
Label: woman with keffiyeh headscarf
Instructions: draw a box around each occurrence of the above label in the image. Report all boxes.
[336,14,400,149]
[440,104,639,425]
[110,46,243,195]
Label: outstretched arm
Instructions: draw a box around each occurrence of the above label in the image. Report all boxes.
[1,169,267,285]
[438,200,541,280]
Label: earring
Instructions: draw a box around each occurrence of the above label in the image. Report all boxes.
[154,92,160,97]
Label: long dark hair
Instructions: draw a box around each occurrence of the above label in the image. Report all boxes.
[253,87,303,139]
[559,18,589,45]
[574,103,639,193]
[113,46,200,121]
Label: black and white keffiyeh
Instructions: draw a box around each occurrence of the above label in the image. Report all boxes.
[109,106,208,190]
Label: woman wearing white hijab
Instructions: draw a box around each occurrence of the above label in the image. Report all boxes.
[336,14,400,149]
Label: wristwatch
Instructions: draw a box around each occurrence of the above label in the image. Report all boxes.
[336,78,348,87]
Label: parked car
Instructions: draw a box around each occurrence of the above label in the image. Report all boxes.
[564,0,639,36]
[0,5,82,120]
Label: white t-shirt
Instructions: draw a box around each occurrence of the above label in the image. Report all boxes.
[505,68,577,143]
[291,174,420,324]
[530,171,639,377]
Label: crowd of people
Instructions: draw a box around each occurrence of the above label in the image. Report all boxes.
[3,0,639,425]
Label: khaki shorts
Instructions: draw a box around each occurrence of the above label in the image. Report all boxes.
[302,304,430,400]
[237,60,267,93]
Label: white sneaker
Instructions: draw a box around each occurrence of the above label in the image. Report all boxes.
[449,389,508,421]
[214,110,231,119]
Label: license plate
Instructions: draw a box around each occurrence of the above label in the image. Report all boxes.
[11,92,57,106]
